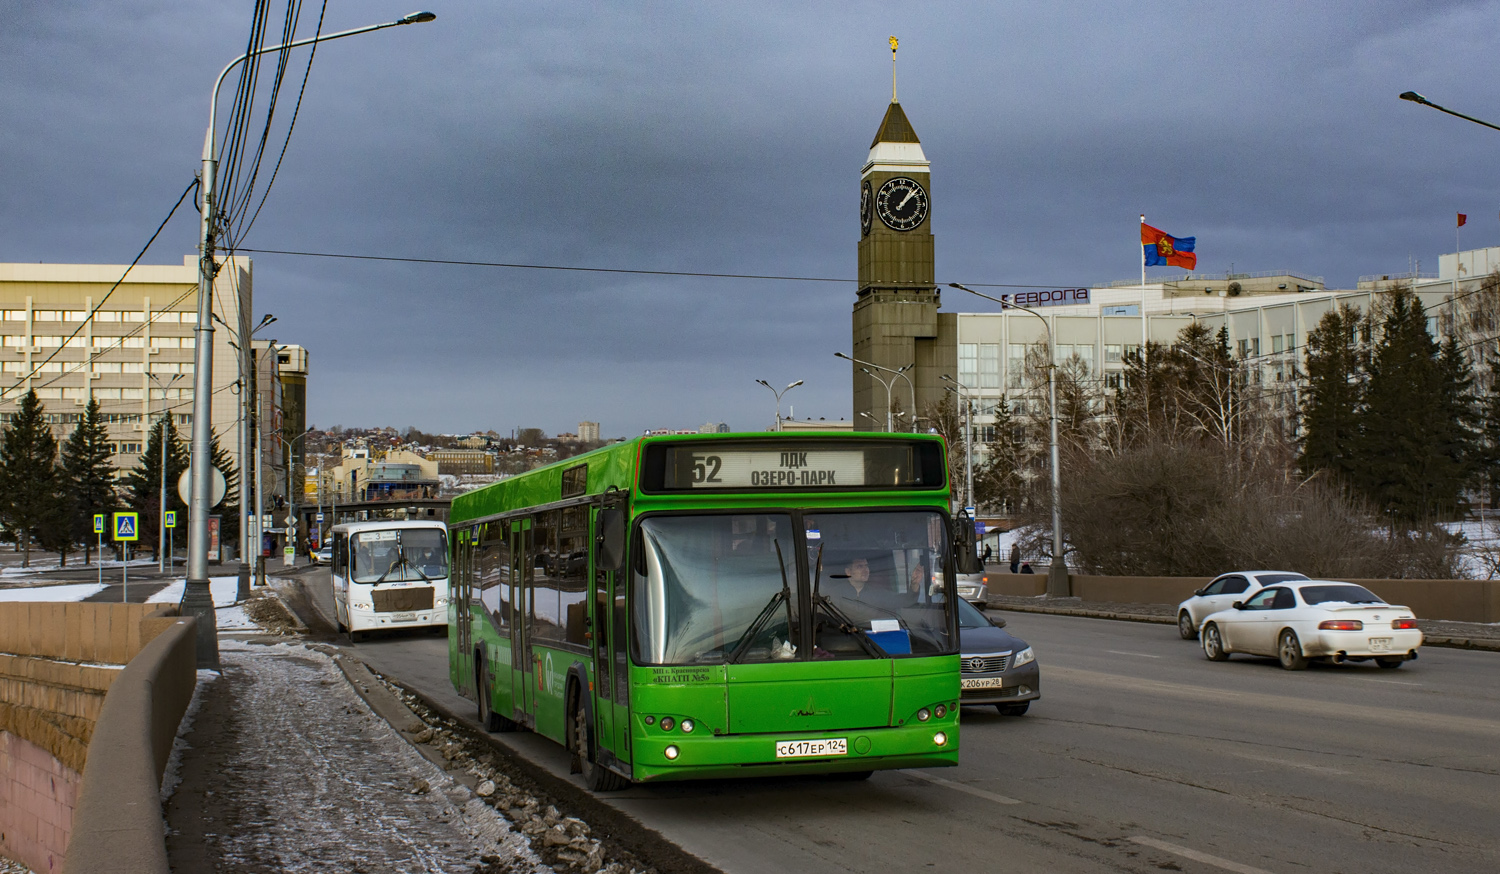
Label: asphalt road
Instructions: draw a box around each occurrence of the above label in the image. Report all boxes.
[293,568,1500,874]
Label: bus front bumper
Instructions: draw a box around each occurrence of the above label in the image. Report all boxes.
[629,721,960,782]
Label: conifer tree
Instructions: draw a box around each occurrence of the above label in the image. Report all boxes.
[1433,336,1481,509]
[122,415,190,560]
[974,397,1025,515]
[61,398,117,564]
[0,390,63,568]
[1358,289,1447,523]
[1299,305,1367,484]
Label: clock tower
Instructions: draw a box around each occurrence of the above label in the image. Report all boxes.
[851,91,956,434]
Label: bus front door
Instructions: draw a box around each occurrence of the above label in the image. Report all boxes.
[453,530,473,696]
[510,521,533,726]
[589,511,615,759]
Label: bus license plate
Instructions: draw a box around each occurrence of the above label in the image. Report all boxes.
[1369,637,1392,652]
[961,677,1004,689]
[775,738,847,758]
[394,612,416,622]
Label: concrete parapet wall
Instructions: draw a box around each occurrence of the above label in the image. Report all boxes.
[64,617,198,874]
[0,602,168,665]
[0,730,81,874]
[987,572,1500,622]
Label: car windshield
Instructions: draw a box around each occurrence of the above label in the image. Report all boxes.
[351,528,449,583]
[955,597,990,629]
[631,510,956,665]
[1300,584,1384,605]
[1256,573,1309,585]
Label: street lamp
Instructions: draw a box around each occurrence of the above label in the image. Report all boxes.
[949,283,1066,597]
[754,379,803,431]
[217,310,275,600]
[184,11,437,665]
[939,374,975,513]
[279,426,316,565]
[859,367,897,431]
[835,352,916,432]
[1399,91,1500,133]
[146,372,182,575]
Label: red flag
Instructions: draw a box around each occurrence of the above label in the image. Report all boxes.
[1458,213,1467,227]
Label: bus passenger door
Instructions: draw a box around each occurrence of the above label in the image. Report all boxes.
[589,511,615,759]
[453,530,473,695]
[510,520,533,725]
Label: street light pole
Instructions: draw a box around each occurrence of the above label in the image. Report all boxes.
[835,352,916,431]
[949,283,1067,597]
[147,372,182,574]
[1399,91,1500,133]
[860,368,896,431]
[220,311,275,600]
[280,427,315,565]
[754,379,803,431]
[185,12,436,666]
[940,375,975,512]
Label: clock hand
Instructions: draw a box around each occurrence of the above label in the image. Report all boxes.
[898,188,917,209]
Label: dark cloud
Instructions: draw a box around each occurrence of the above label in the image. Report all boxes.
[3,1,1498,436]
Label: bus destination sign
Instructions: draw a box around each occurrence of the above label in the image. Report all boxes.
[676,449,866,489]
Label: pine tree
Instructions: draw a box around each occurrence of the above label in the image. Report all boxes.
[1358,289,1446,524]
[0,390,63,568]
[1299,305,1366,485]
[1433,336,1481,511]
[60,398,117,564]
[1481,387,1500,510]
[974,397,1024,515]
[122,415,190,560]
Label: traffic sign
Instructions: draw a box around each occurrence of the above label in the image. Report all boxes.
[93,514,105,534]
[177,467,226,507]
[112,512,139,542]
[315,512,324,523]
[164,510,177,529]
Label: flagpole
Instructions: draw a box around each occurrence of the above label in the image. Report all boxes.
[1139,214,1147,364]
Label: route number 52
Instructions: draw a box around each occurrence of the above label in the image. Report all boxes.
[692,454,722,484]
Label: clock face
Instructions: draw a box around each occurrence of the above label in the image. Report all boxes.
[860,181,873,236]
[875,176,929,231]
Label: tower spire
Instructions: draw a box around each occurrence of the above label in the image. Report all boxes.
[889,35,898,103]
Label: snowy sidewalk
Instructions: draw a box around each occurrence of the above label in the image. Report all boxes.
[164,640,546,873]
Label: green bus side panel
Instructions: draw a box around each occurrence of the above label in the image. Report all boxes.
[530,643,591,745]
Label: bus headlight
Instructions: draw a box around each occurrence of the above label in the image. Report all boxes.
[664,745,680,760]
[916,708,931,722]
[680,719,695,734]
[933,731,948,747]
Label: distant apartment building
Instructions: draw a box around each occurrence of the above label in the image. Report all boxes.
[0,256,256,476]
[577,421,600,442]
[428,448,494,475]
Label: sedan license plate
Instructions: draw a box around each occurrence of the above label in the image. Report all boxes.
[961,677,1004,689]
[1369,637,1393,652]
[393,612,417,622]
[775,738,847,759]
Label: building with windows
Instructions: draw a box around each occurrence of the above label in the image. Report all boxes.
[577,421,600,443]
[0,256,255,476]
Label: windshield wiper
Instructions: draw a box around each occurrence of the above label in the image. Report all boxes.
[811,593,889,659]
[728,539,796,664]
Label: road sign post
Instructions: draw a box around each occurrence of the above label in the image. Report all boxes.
[165,511,177,577]
[93,514,104,587]
[113,512,139,602]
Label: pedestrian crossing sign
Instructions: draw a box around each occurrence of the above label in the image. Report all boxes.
[112,512,139,542]
[164,511,177,529]
[93,514,105,534]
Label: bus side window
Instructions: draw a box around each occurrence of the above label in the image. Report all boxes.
[560,506,589,647]
[479,523,509,630]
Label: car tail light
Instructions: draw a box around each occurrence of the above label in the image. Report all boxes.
[1392,618,1418,630]
[1318,619,1363,631]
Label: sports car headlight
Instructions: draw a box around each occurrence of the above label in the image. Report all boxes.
[1012,647,1035,667]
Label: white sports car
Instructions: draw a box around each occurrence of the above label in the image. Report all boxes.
[1199,580,1423,670]
[1176,570,1309,640]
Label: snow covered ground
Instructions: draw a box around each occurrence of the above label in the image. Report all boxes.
[148,577,257,629]
[0,583,107,602]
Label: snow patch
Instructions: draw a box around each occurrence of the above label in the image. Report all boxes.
[146,576,243,607]
[0,583,107,602]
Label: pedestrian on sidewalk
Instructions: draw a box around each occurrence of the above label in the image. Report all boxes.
[1009,543,1021,574]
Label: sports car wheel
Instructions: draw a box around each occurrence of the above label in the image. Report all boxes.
[1178,611,1198,640]
[1202,624,1229,661]
[1278,630,1309,671]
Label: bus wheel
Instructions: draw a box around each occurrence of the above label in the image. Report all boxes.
[574,697,627,792]
[476,660,516,733]
[348,629,364,644]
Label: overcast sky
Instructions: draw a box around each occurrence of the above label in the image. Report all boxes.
[3,2,1497,437]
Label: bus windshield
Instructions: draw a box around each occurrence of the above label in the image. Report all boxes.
[633,510,954,665]
[351,528,449,584]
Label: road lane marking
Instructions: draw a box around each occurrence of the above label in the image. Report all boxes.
[1106,650,1161,659]
[903,770,1021,805]
[1129,836,1275,874]
[1227,750,1347,775]
[1365,679,1421,687]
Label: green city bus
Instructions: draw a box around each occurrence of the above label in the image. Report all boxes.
[448,432,978,788]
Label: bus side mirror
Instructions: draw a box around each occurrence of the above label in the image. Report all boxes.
[952,510,982,575]
[596,508,626,573]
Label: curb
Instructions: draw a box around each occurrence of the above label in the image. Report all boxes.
[985,601,1500,653]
